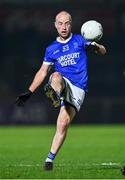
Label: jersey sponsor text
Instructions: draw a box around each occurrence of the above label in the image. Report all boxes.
[57,52,80,67]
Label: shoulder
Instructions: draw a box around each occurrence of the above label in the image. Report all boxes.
[72,33,89,44]
[46,40,59,53]
[72,33,84,40]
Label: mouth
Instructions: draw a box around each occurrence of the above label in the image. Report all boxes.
[61,31,67,34]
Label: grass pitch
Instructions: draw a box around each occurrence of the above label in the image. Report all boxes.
[0,125,125,179]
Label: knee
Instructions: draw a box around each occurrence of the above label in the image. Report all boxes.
[51,72,63,82]
[58,116,70,134]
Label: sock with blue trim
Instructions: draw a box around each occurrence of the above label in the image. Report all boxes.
[56,91,65,107]
[60,97,65,106]
[45,152,56,162]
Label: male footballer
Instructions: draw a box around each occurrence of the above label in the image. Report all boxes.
[15,11,106,170]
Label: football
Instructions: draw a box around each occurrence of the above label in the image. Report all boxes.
[81,20,103,41]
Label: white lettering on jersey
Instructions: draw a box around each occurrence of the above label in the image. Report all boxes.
[62,45,69,52]
[53,49,60,54]
[57,52,80,67]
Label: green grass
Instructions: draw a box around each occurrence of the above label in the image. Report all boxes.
[0,125,125,179]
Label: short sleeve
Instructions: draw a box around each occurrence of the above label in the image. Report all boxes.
[43,47,54,65]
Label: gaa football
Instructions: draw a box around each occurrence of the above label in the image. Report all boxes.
[81,20,103,41]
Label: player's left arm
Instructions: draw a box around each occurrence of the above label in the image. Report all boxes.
[86,42,106,55]
[92,42,106,55]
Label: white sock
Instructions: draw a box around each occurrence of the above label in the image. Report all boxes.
[45,157,53,162]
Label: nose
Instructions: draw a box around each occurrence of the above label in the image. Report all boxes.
[62,24,66,30]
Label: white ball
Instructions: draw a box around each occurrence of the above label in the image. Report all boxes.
[81,20,103,41]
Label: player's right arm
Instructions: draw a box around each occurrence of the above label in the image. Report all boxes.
[29,63,50,92]
[15,63,51,106]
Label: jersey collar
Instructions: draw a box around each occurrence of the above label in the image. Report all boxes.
[56,33,73,43]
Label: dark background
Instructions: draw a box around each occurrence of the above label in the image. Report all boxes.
[0,0,125,124]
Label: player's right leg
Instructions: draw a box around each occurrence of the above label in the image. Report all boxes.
[44,104,76,170]
[44,72,65,107]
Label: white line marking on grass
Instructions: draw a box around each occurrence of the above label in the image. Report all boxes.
[101,162,120,167]
[56,162,121,168]
[12,162,121,168]
[13,164,41,167]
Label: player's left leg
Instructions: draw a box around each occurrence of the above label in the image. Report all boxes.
[44,105,76,170]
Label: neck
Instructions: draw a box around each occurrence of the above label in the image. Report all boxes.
[59,36,66,41]
[59,33,71,41]
[57,33,72,42]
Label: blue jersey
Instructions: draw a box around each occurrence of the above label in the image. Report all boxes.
[43,34,91,91]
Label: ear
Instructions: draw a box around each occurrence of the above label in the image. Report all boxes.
[54,21,57,29]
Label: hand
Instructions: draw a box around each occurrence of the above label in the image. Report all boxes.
[85,42,99,51]
[15,90,32,106]
[91,42,106,55]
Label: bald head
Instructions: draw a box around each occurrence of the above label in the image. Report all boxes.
[55,11,72,23]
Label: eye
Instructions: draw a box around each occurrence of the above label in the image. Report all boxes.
[65,21,71,26]
[58,22,62,25]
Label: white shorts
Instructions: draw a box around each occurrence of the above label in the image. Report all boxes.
[63,77,85,112]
